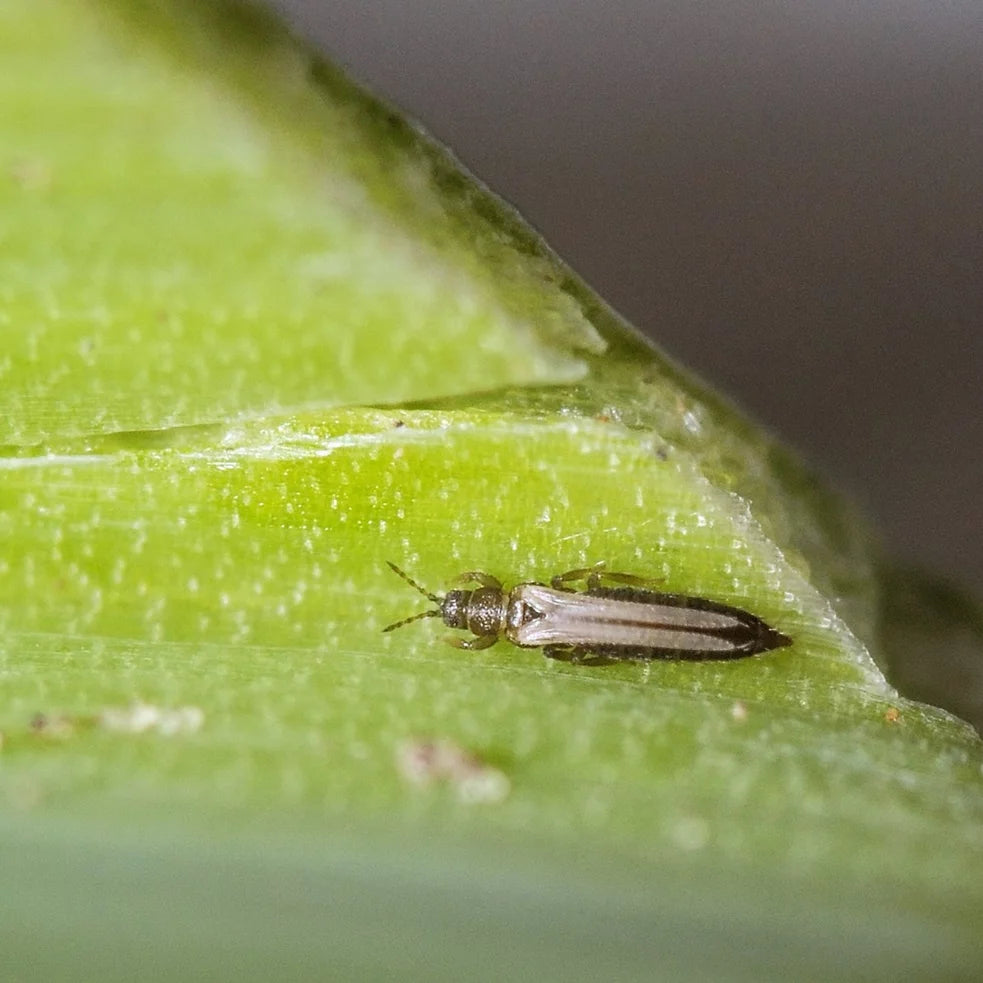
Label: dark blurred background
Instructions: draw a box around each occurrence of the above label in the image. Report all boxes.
[267,0,983,593]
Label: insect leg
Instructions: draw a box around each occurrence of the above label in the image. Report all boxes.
[542,644,614,666]
[591,570,663,589]
[550,562,606,591]
[576,653,618,667]
[551,564,662,591]
[542,644,577,661]
[444,634,498,651]
[449,570,503,590]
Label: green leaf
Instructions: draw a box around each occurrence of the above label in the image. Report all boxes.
[1,1,981,979]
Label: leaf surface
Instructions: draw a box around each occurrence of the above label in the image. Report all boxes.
[1,2,981,979]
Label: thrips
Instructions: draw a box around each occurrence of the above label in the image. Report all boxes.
[383,562,791,665]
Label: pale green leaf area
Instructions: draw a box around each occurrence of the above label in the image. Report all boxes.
[0,0,600,446]
[1,1,982,980]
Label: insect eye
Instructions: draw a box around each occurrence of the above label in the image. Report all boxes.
[441,591,470,630]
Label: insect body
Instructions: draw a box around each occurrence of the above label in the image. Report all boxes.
[383,562,792,664]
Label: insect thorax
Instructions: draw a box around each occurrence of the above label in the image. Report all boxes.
[441,586,507,637]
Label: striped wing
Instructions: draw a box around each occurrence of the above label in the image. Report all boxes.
[511,584,787,657]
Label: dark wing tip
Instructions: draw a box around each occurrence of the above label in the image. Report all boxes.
[759,625,793,653]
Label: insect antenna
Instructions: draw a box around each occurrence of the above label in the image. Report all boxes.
[383,561,444,633]
[386,561,441,603]
[382,608,441,633]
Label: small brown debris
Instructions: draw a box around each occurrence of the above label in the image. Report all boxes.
[9,157,52,191]
[396,738,510,804]
[28,712,77,739]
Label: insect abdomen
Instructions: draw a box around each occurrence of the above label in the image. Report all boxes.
[512,583,790,659]
[582,585,790,658]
